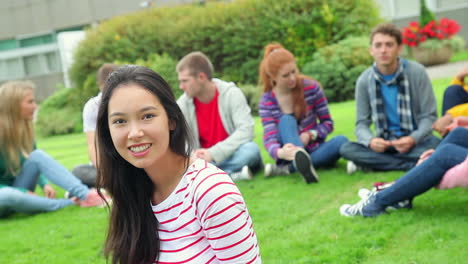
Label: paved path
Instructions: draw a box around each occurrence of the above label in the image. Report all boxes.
[425,60,468,80]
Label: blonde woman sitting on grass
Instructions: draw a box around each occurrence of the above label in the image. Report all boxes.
[0,81,108,218]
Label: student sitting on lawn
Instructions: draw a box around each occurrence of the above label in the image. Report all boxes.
[339,23,440,174]
[340,127,468,217]
[176,51,262,181]
[0,81,109,218]
[72,63,118,187]
[95,65,261,264]
[432,65,468,137]
[258,43,348,183]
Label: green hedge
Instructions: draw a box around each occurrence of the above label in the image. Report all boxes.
[116,53,181,99]
[302,36,373,102]
[36,87,84,136]
[70,0,381,92]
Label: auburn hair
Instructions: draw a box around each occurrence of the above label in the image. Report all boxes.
[259,43,307,119]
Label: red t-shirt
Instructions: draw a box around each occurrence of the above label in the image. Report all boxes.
[194,88,229,148]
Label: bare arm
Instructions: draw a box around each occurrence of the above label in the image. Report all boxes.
[86,131,98,167]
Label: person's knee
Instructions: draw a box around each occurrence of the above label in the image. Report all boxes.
[339,142,356,157]
[240,142,261,159]
[450,127,467,137]
[28,149,48,161]
[434,144,453,158]
[334,135,349,146]
[279,114,295,122]
[444,85,464,98]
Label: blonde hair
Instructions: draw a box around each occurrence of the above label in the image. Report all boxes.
[176,51,214,79]
[0,80,36,175]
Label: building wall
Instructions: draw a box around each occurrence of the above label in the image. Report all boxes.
[374,0,468,43]
[0,0,197,101]
[0,0,192,40]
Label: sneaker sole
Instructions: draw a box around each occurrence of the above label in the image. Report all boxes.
[294,150,319,184]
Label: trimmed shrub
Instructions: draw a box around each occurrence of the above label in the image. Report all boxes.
[238,84,262,115]
[36,87,83,136]
[70,0,381,90]
[117,53,181,98]
[302,36,373,102]
[37,54,179,137]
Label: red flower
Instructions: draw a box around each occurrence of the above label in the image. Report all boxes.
[401,18,462,47]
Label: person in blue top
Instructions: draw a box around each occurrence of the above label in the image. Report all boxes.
[339,23,440,174]
[0,80,108,218]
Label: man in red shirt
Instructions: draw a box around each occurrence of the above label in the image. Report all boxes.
[176,52,262,180]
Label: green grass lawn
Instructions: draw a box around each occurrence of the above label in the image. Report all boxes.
[450,49,468,63]
[1,77,467,263]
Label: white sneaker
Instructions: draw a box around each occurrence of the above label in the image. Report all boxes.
[229,165,253,181]
[357,188,372,199]
[264,163,290,178]
[346,161,359,174]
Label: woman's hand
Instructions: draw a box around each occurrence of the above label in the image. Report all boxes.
[416,149,435,166]
[299,131,311,146]
[43,184,56,198]
[300,130,317,146]
[277,143,300,161]
[446,116,468,132]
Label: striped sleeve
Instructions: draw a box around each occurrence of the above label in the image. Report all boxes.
[303,81,334,140]
[193,168,261,263]
[259,93,281,160]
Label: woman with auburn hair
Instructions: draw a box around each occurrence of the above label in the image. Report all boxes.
[258,43,348,183]
[0,81,108,218]
[96,65,260,264]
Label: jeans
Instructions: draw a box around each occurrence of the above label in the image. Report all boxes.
[0,149,90,217]
[442,85,468,115]
[277,114,348,168]
[0,187,73,217]
[340,135,440,171]
[216,142,263,174]
[375,127,468,207]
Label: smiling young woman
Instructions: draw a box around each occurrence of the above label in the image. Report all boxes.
[96,65,261,264]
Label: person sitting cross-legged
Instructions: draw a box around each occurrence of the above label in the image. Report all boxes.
[258,43,348,183]
[339,23,440,174]
[340,127,468,217]
[176,51,263,181]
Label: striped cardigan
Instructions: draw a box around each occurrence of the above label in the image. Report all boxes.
[259,78,333,161]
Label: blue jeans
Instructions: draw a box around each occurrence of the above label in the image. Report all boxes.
[0,149,90,217]
[277,114,348,168]
[216,142,262,174]
[375,127,468,207]
[442,85,468,115]
[340,135,441,171]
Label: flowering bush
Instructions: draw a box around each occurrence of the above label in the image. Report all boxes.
[402,18,461,47]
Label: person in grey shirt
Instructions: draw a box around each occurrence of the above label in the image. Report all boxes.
[176,51,262,181]
[340,23,440,174]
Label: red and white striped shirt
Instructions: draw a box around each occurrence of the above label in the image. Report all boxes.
[152,159,261,264]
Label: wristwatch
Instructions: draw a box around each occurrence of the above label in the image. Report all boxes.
[309,130,318,141]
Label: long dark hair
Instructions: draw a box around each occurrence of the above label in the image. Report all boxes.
[96,65,193,264]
